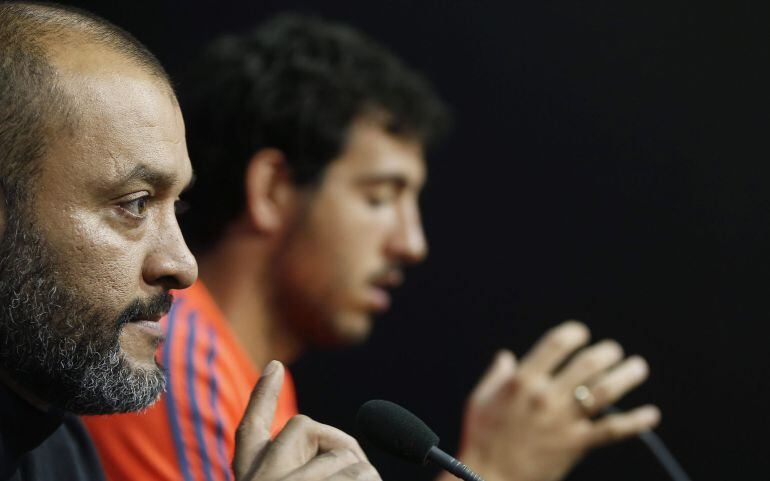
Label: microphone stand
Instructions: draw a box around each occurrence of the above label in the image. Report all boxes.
[426,446,485,481]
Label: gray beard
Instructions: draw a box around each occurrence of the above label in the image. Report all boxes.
[0,210,166,414]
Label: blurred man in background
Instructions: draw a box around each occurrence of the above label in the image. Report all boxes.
[1,4,381,481]
[85,14,660,481]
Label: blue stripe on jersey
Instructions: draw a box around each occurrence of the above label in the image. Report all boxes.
[205,326,234,481]
[163,300,194,481]
[186,313,215,481]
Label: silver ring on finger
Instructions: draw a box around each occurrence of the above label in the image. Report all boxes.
[573,384,596,415]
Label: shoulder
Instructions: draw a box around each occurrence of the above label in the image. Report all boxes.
[20,415,106,481]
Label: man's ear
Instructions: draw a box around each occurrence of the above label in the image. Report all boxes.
[243,148,294,233]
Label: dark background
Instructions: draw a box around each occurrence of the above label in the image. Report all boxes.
[62,1,768,480]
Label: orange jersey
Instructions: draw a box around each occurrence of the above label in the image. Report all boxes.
[83,281,298,481]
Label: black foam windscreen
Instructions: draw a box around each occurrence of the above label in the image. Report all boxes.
[356,399,439,464]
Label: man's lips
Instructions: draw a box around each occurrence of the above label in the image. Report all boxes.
[365,286,391,312]
[126,315,165,337]
[366,270,404,312]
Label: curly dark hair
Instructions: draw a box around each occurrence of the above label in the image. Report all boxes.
[180,13,451,253]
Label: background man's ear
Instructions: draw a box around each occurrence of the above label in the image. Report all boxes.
[243,148,294,233]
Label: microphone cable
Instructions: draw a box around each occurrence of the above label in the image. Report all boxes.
[603,405,692,481]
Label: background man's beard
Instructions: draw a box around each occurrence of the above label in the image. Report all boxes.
[0,212,167,414]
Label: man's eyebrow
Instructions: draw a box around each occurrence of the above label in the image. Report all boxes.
[110,164,194,192]
[354,173,410,189]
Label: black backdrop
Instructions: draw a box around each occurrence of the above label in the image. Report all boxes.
[59,1,769,480]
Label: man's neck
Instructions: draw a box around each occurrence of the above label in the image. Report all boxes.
[197,238,304,369]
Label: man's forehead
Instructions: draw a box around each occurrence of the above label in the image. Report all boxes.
[45,37,174,125]
[67,73,178,130]
[336,122,427,184]
[42,64,190,194]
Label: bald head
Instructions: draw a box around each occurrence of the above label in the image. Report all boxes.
[0,2,171,214]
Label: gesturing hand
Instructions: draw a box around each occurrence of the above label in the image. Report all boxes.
[453,321,660,481]
[234,361,381,481]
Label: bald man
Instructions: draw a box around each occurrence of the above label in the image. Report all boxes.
[0,4,378,481]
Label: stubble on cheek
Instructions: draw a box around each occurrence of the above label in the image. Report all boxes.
[52,213,145,317]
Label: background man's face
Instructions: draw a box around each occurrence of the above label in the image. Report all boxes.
[0,49,197,413]
[275,118,427,346]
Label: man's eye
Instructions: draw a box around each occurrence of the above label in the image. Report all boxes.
[120,195,149,217]
[365,189,396,207]
[366,195,387,207]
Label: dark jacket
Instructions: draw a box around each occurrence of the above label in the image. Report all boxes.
[0,384,106,481]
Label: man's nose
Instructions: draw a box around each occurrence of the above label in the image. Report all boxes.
[142,217,198,290]
[386,203,428,265]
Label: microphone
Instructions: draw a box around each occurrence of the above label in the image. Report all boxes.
[356,399,484,481]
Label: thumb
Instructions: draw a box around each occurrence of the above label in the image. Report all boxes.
[234,360,284,478]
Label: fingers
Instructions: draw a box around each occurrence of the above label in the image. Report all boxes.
[588,405,661,446]
[325,462,381,481]
[261,414,368,471]
[237,402,372,481]
[284,449,380,481]
[470,350,517,406]
[518,321,590,379]
[552,340,624,394]
[588,356,649,411]
[234,360,284,477]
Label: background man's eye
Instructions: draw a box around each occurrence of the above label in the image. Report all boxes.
[367,196,386,207]
[366,188,397,207]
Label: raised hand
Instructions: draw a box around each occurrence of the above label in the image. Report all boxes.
[235,361,381,481]
[450,321,660,481]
